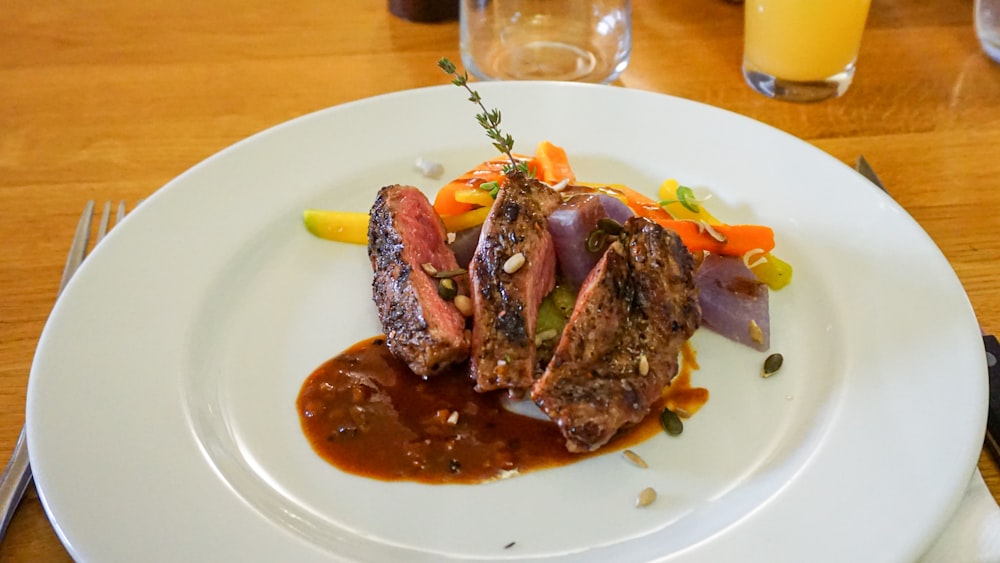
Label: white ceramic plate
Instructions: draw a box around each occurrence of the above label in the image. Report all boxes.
[27,83,987,562]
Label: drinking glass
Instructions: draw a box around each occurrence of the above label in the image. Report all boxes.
[742,0,872,102]
[977,0,1000,64]
[460,0,631,83]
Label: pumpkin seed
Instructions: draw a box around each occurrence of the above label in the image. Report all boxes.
[749,319,764,344]
[586,228,607,253]
[659,408,683,436]
[430,268,468,279]
[762,353,784,378]
[437,278,457,300]
[596,217,623,235]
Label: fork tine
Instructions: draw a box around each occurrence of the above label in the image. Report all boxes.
[59,201,95,293]
[115,200,126,225]
[95,201,112,246]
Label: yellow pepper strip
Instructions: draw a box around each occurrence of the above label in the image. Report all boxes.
[453,188,496,207]
[302,209,369,245]
[658,179,794,290]
[441,206,491,233]
[750,253,793,290]
[658,179,719,223]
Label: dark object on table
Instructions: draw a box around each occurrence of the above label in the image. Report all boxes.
[984,334,1000,463]
[389,0,459,22]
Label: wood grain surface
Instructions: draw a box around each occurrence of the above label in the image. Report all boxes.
[1,0,998,559]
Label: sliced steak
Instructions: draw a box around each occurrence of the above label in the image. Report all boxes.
[368,185,470,377]
[532,217,701,453]
[469,171,561,393]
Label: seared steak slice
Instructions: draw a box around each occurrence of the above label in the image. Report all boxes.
[368,185,470,377]
[532,217,701,452]
[469,172,561,393]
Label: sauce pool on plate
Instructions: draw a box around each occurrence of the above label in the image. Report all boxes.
[297,336,706,484]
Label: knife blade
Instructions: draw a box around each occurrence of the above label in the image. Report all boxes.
[855,155,887,193]
[855,155,1000,462]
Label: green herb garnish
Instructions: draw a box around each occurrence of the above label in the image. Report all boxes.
[479,180,501,199]
[438,57,529,176]
[659,185,701,213]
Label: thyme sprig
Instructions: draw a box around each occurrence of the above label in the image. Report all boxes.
[437,57,529,175]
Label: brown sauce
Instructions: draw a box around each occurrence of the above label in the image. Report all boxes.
[297,336,707,484]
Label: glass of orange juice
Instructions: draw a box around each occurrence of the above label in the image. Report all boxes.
[743,0,872,102]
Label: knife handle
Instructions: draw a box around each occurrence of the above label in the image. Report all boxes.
[984,335,1000,463]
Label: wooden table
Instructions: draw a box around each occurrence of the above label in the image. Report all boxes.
[1,0,998,559]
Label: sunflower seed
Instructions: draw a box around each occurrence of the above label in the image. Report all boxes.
[610,240,626,256]
[749,319,764,344]
[535,328,559,346]
[453,294,473,316]
[623,449,648,468]
[701,220,727,243]
[635,487,657,508]
[503,252,526,274]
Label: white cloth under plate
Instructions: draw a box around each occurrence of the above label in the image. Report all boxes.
[921,470,1000,562]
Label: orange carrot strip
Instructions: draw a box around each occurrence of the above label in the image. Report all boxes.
[434,182,477,216]
[605,183,775,256]
[534,141,576,185]
[433,154,529,216]
[657,221,775,256]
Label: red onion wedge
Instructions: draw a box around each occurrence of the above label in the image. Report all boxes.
[448,223,482,268]
[548,194,635,288]
[695,253,770,351]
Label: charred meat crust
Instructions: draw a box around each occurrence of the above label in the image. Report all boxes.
[469,172,561,393]
[532,217,701,453]
[368,185,471,377]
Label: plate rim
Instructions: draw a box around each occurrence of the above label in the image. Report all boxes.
[25,81,988,562]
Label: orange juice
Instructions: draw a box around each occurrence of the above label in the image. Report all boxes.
[744,0,871,81]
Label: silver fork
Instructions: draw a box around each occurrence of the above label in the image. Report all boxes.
[0,200,130,541]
